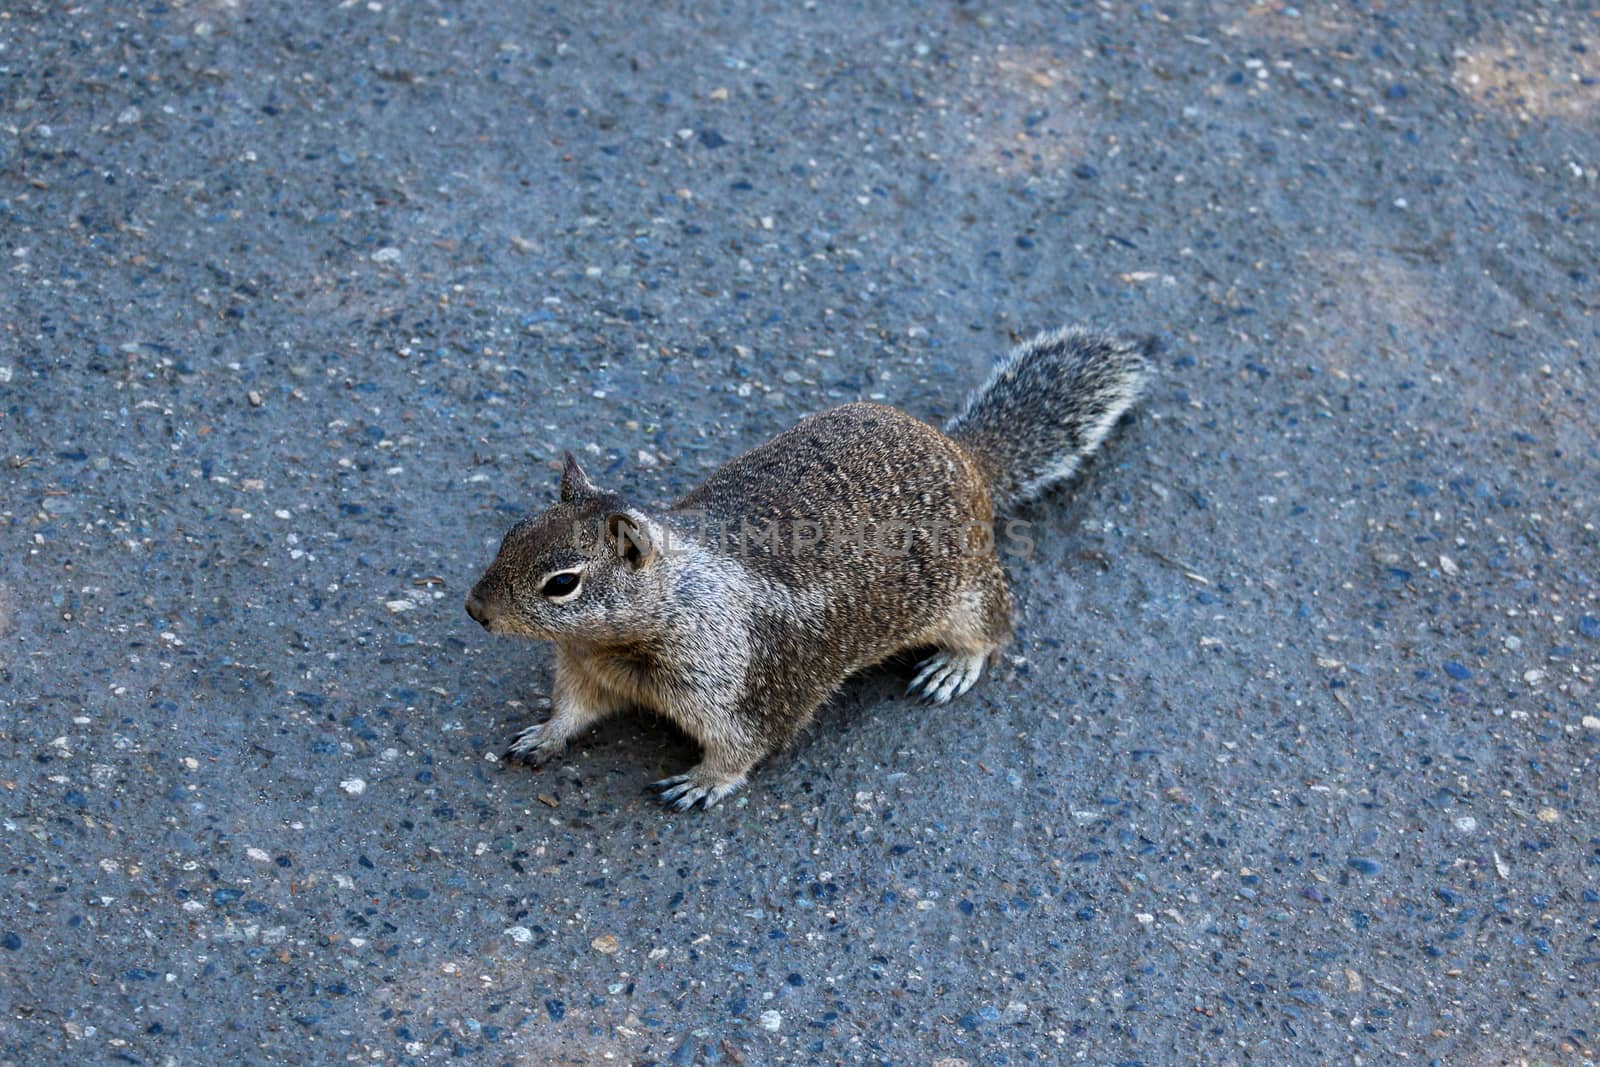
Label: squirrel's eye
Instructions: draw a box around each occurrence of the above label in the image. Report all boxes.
[541,572,581,598]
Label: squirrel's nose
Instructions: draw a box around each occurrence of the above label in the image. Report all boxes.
[465,593,491,628]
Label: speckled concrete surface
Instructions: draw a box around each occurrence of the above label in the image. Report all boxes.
[2,2,1598,1064]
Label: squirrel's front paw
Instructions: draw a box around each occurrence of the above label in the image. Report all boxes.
[504,722,567,767]
[647,767,747,812]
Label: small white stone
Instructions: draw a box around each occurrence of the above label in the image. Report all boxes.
[385,600,415,613]
[339,777,367,796]
[1453,816,1477,833]
[505,926,533,943]
[247,847,272,863]
[758,1009,782,1032]
[1581,715,1600,732]
[1135,912,1155,925]
[370,246,401,263]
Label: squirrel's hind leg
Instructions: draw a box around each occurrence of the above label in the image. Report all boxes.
[906,573,1013,706]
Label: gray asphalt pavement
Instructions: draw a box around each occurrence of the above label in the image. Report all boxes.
[2,1,1598,1064]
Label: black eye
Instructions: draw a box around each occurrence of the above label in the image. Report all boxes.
[541,572,580,598]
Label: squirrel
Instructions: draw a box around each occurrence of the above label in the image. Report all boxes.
[466,326,1152,810]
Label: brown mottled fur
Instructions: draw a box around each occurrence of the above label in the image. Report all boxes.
[466,327,1152,810]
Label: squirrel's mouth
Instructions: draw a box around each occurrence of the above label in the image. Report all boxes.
[490,619,554,641]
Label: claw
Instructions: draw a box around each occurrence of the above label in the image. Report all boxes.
[504,723,567,767]
[646,768,746,812]
[906,653,949,699]
[907,651,985,706]
[657,782,693,804]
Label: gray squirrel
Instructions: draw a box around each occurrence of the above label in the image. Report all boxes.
[466,327,1152,810]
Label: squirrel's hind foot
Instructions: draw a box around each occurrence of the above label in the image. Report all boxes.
[648,767,747,811]
[907,650,986,705]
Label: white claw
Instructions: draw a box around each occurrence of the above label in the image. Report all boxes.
[649,769,746,812]
[657,781,692,803]
[506,723,565,764]
[908,651,985,705]
[907,652,951,700]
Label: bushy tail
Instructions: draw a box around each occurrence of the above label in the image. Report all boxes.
[946,326,1154,511]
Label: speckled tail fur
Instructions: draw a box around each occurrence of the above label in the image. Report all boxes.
[946,327,1154,511]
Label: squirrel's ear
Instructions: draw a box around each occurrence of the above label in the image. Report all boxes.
[605,511,656,570]
[559,451,597,503]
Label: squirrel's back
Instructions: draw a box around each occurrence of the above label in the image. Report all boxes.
[670,402,991,653]
[674,401,986,529]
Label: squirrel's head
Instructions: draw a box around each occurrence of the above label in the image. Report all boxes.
[466,452,668,644]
